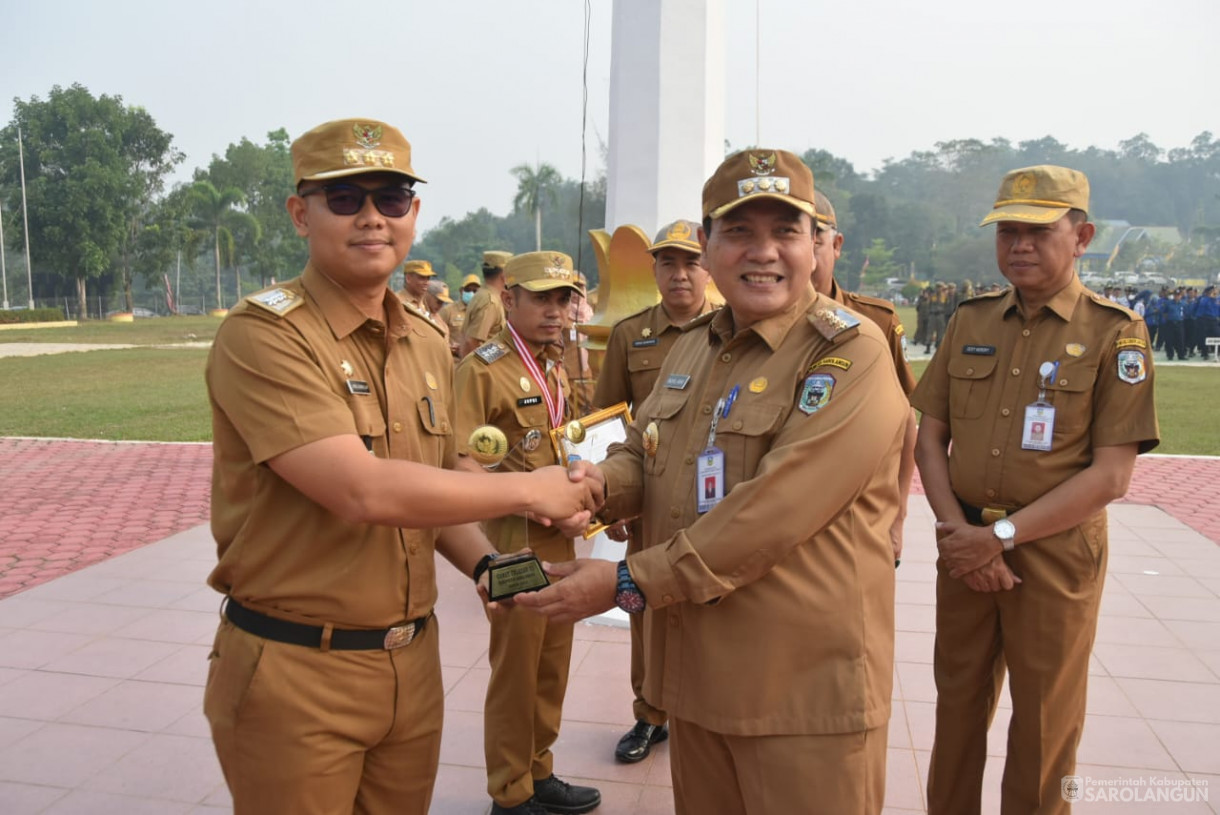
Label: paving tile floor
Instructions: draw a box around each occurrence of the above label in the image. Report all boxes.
[0,499,1217,814]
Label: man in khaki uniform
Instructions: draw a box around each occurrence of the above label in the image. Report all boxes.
[437,272,481,358]
[397,258,435,314]
[204,118,597,815]
[518,150,908,814]
[453,251,601,815]
[911,165,1160,814]
[812,190,917,562]
[590,218,717,763]
[460,250,512,357]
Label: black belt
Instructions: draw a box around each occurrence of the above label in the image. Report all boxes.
[224,598,429,650]
[958,500,1010,527]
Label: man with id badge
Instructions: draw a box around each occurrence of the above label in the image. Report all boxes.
[515,150,909,814]
[911,165,1160,814]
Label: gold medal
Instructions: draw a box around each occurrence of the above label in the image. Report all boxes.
[520,377,531,392]
[424,371,438,390]
[468,425,509,467]
[643,422,659,457]
[564,420,586,444]
[749,377,768,393]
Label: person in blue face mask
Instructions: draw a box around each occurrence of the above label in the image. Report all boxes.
[438,273,482,360]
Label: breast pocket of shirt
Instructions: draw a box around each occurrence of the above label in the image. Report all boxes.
[643,392,689,478]
[415,395,452,464]
[712,401,786,491]
[1043,363,1097,434]
[349,397,388,449]
[947,355,998,420]
[626,347,661,397]
[511,406,556,469]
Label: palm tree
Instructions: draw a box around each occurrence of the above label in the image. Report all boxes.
[511,162,561,251]
[186,180,260,310]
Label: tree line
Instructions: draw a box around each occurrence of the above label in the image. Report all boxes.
[2,84,1217,318]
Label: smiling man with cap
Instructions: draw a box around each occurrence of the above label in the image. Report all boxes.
[398,258,436,314]
[911,165,1159,814]
[453,251,602,815]
[203,119,598,815]
[515,150,909,814]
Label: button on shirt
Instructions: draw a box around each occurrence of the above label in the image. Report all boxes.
[207,264,454,628]
[910,277,1159,511]
[599,287,908,736]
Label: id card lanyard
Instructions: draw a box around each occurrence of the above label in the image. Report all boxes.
[697,385,738,514]
[1021,360,1058,452]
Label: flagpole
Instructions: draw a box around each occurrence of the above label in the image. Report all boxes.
[17,126,34,309]
[0,199,9,309]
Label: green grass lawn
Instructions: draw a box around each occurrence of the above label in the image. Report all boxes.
[0,348,211,441]
[0,315,221,345]
[1,323,1215,454]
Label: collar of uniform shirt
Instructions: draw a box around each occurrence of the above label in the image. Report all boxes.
[301,263,400,340]
[1003,275,1086,323]
[707,284,817,349]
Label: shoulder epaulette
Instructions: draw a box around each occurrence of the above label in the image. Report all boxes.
[245,287,304,317]
[402,301,447,336]
[474,341,509,364]
[810,307,861,341]
[844,290,899,315]
[681,310,718,332]
[957,289,1008,306]
[1088,292,1140,320]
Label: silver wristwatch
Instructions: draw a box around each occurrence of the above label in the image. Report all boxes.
[992,518,1016,552]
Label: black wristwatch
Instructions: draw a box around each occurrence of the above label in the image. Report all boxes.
[614,560,646,614]
[472,553,499,583]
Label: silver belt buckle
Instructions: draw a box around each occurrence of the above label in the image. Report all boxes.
[383,622,415,650]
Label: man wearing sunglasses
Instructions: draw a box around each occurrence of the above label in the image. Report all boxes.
[203,118,599,815]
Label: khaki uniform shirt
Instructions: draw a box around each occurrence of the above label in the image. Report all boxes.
[828,279,917,395]
[599,287,908,736]
[910,277,1160,511]
[206,264,455,628]
[462,287,505,347]
[437,300,467,342]
[592,300,718,411]
[452,328,573,556]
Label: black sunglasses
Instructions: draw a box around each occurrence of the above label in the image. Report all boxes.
[300,182,416,218]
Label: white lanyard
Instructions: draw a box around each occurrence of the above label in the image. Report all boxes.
[506,323,565,429]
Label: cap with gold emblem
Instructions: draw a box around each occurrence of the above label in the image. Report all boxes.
[504,251,582,294]
[403,260,436,277]
[702,149,816,220]
[813,190,837,230]
[460,273,482,289]
[483,251,513,271]
[291,119,426,185]
[980,165,1090,226]
[650,219,702,255]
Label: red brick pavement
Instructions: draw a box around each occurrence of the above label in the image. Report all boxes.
[0,438,212,598]
[0,439,1215,600]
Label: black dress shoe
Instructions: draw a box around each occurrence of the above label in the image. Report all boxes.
[490,798,549,815]
[532,774,601,814]
[614,720,668,763]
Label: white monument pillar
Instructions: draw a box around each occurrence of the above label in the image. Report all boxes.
[604,0,725,233]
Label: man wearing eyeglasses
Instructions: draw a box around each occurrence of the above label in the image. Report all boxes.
[203,118,598,815]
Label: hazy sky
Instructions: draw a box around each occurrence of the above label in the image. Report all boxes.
[1,0,1215,236]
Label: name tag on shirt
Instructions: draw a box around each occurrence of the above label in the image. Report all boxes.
[1021,404,1055,451]
[963,345,996,356]
[517,396,542,407]
[665,374,691,390]
[632,338,659,348]
[346,380,371,396]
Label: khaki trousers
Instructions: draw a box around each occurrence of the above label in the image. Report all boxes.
[485,519,576,807]
[204,617,443,815]
[928,513,1108,815]
[628,524,666,725]
[669,718,887,815]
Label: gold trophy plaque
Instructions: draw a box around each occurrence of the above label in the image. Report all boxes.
[486,552,550,601]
